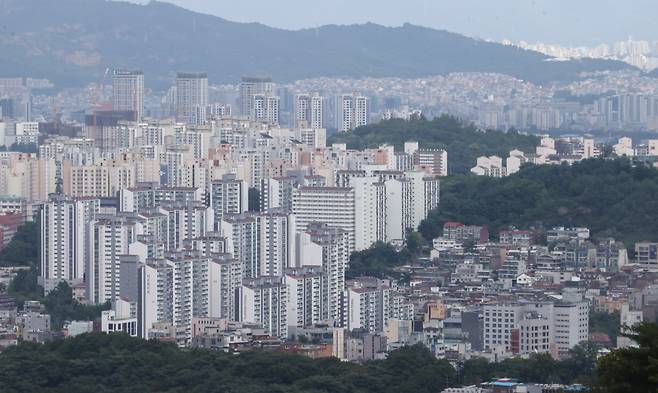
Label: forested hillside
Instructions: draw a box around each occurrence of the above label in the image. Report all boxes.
[0,334,456,393]
[419,158,658,245]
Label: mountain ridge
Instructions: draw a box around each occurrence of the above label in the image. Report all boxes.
[0,0,635,88]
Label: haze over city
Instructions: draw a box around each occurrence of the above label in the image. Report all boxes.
[0,1,655,392]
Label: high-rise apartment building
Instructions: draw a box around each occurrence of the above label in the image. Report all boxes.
[176,73,208,125]
[258,211,296,277]
[351,176,386,250]
[251,94,280,125]
[284,266,328,329]
[294,93,324,129]
[336,94,369,132]
[238,77,276,117]
[159,202,214,252]
[239,276,287,338]
[40,196,100,292]
[302,223,350,324]
[413,149,448,177]
[292,187,356,252]
[345,277,391,332]
[208,174,248,229]
[220,213,260,279]
[87,214,145,304]
[112,69,144,121]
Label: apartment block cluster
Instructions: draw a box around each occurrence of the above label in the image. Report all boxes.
[157,74,371,132]
[471,136,600,177]
[178,222,654,362]
[8,70,448,348]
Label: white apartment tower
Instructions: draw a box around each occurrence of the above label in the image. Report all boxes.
[258,211,297,277]
[284,266,328,329]
[176,73,208,125]
[351,176,386,250]
[345,277,391,332]
[251,94,280,125]
[292,187,356,252]
[159,202,214,252]
[220,213,260,279]
[88,214,144,304]
[40,196,100,292]
[336,94,369,132]
[112,69,144,121]
[294,93,324,129]
[239,77,276,117]
[303,222,350,324]
[239,276,288,338]
[209,173,248,229]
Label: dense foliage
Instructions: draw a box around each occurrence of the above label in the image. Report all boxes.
[597,322,658,393]
[7,268,42,307]
[43,282,110,330]
[0,336,456,393]
[419,158,658,245]
[0,221,39,267]
[328,116,538,174]
[589,311,621,343]
[8,271,108,329]
[347,242,413,280]
[461,343,599,386]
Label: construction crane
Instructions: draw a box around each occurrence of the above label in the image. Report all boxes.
[89,67,110,149]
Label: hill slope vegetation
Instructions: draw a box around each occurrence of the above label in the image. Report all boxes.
[419,158,658,245]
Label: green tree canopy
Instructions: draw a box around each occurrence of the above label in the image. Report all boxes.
[419,158,658,246]
[0,334,456,393]
[0,221,39,268]
[597,322,658,393]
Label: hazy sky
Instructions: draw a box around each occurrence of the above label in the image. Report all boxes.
[133,0,657,46]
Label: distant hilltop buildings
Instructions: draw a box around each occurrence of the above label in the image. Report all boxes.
[471,134,658,178]
[500,37,658,71]
[471,136,598,177]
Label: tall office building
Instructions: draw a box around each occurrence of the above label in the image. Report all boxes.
[112,69,144,121]
[294,93,324,129]
[176,73,208,125]
[336,94,369,132]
